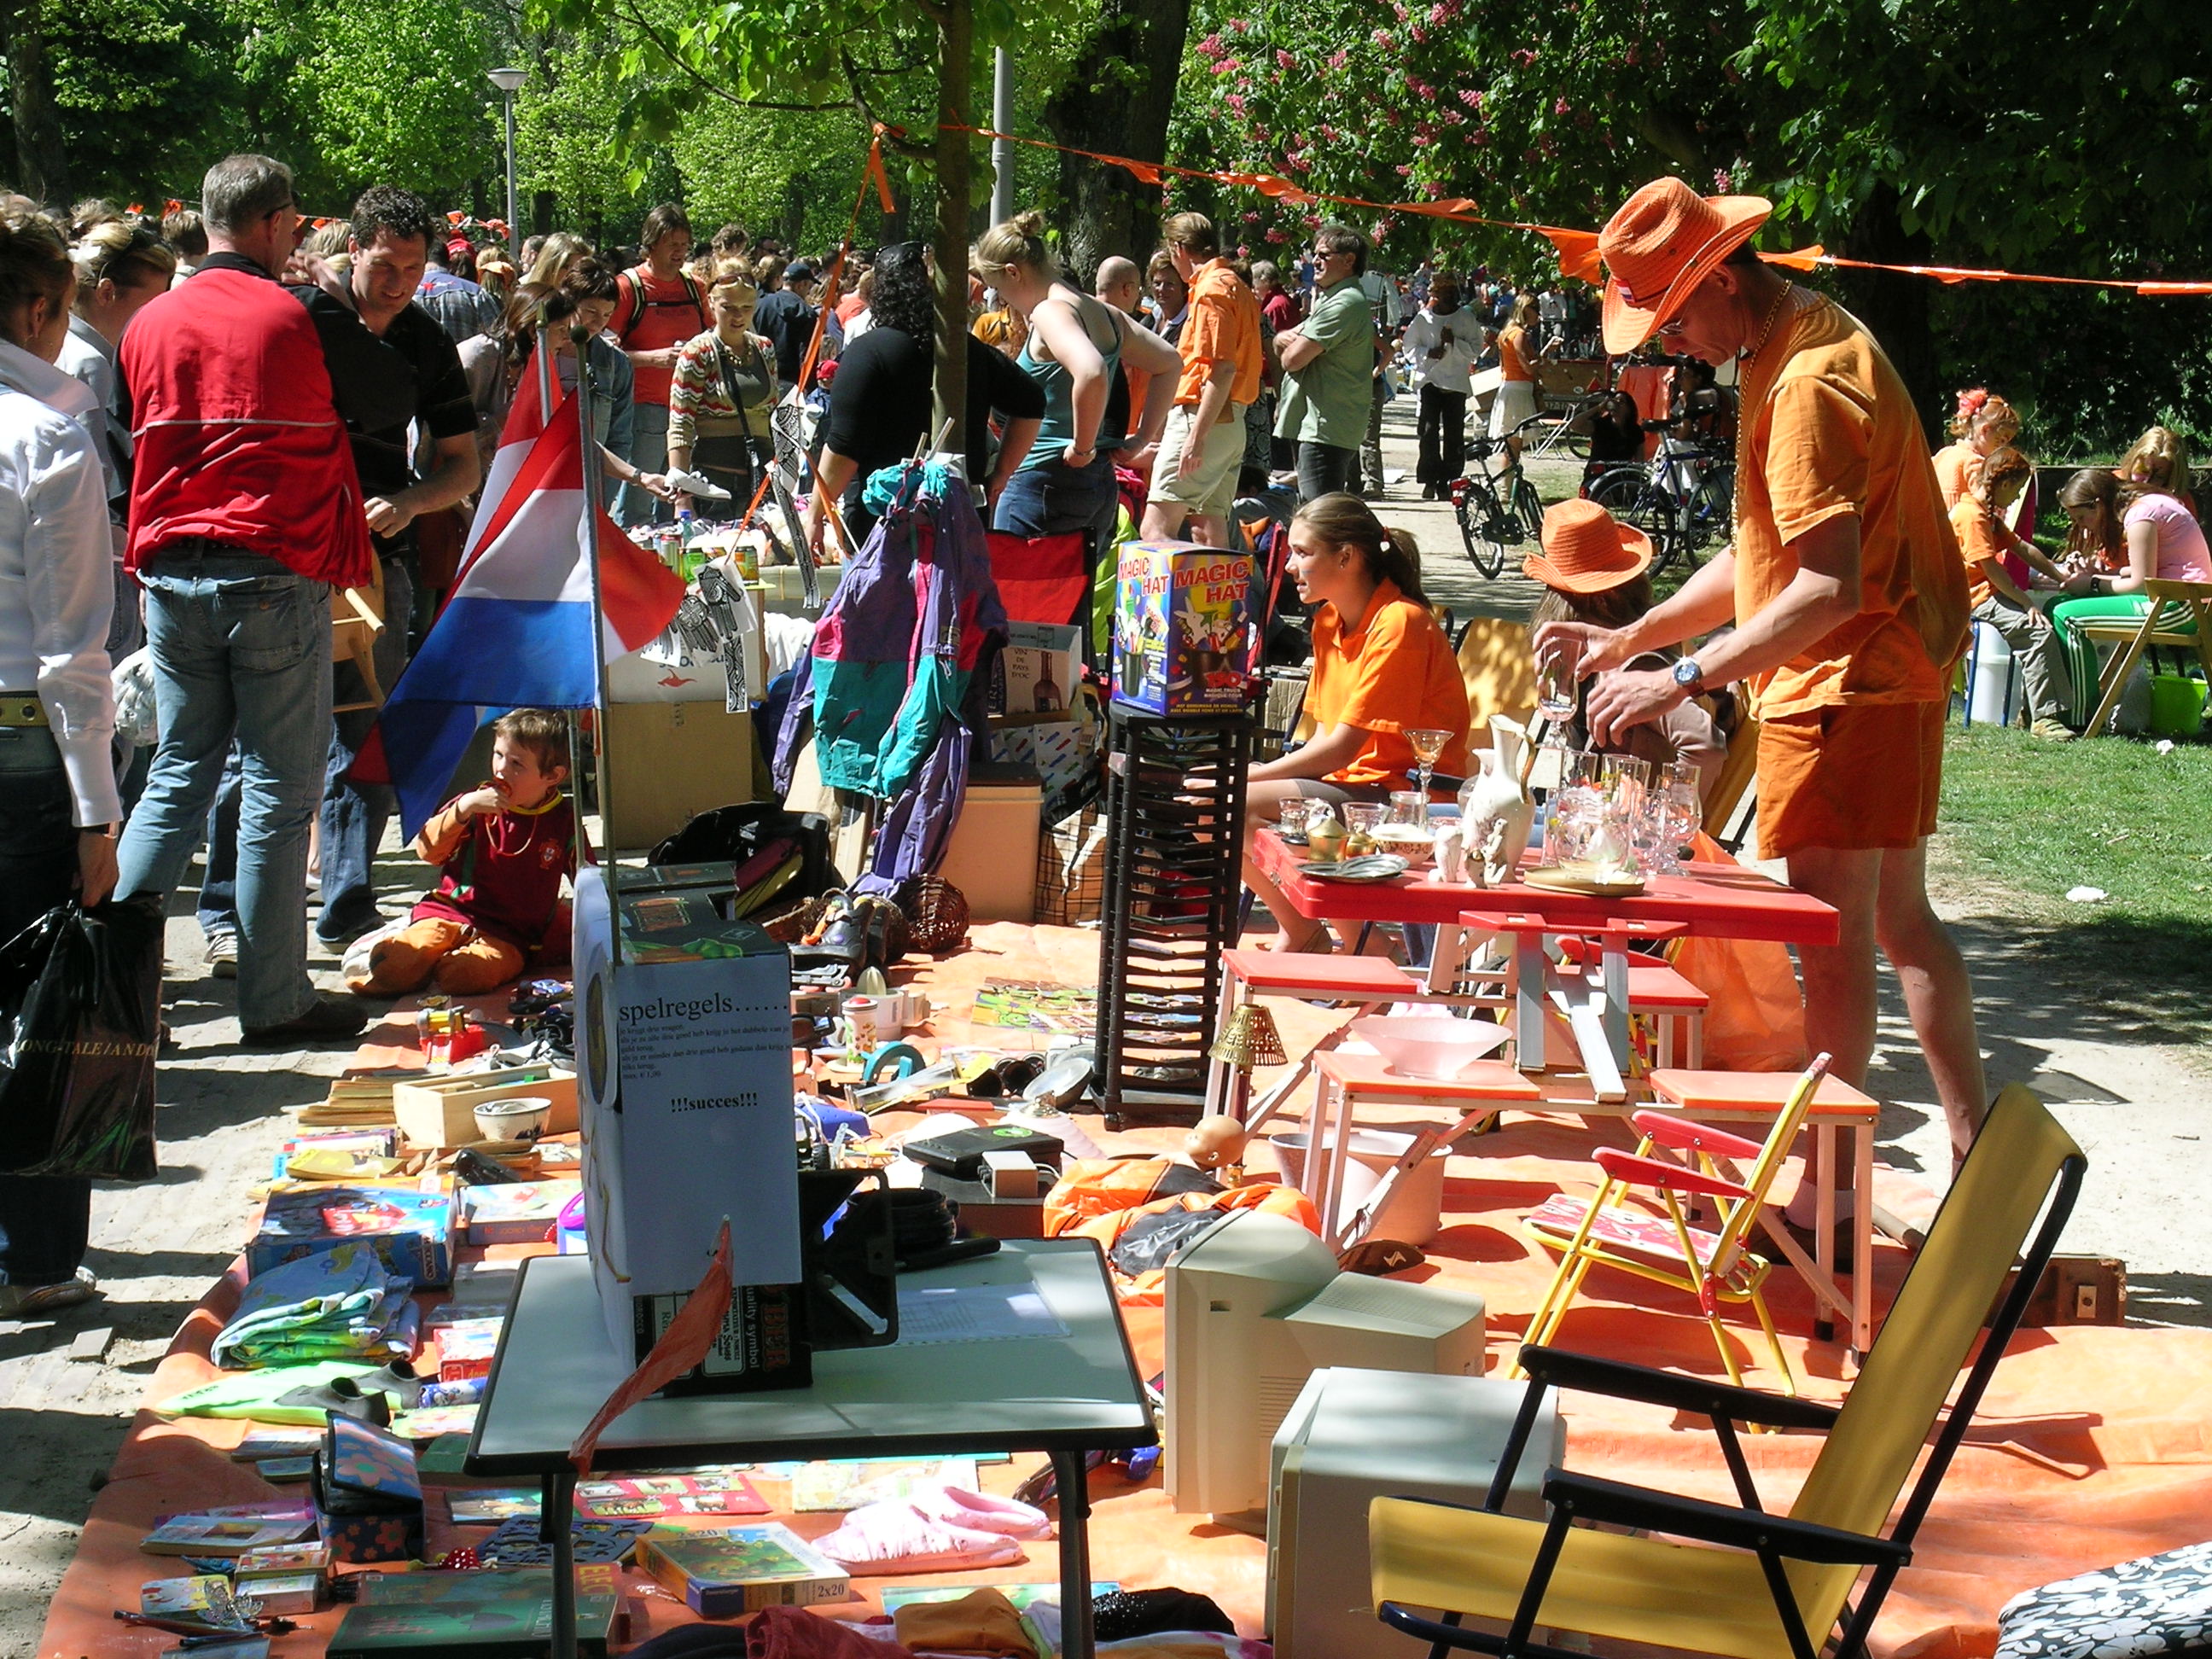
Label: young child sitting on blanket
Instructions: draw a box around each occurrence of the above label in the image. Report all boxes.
[347,708,579,998]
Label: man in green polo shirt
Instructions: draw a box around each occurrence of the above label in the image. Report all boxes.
[1273,222,1374,502]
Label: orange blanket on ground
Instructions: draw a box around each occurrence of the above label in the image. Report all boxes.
[39,924,2212,1659]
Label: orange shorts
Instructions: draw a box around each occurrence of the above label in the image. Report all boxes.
[1755,699,1945,858]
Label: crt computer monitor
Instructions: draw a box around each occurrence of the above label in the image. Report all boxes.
[1163,1209,1487,1518]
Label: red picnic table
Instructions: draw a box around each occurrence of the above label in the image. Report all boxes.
[1251,825,1838,1099]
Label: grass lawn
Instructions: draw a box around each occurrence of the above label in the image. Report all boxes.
[1936,722,2212,1044]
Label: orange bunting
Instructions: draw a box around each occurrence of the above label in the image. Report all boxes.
[1540,227,1604,284]
[865,137,895,215]
[1760,244,1826,272]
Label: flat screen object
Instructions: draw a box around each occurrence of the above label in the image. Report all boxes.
[1162,1210,1485,1518]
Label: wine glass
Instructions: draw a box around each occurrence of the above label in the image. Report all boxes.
[1534,659,1577,726]
[1406,725,1454,812]
[1663,779,1703,874]
[1544,750,1604,865]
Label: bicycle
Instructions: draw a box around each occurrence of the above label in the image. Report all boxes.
[1583,418,1733,577]
[1451,411,1551,579]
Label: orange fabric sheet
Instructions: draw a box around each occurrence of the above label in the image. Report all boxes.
[39,923,2212,1659]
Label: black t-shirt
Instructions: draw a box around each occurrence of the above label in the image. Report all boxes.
[292,288,476,506]
[821,327,1047,490]
[752,290,818,384]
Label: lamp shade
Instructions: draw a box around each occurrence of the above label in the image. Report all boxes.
[1208,1004,1287,1073]
[487,67,528,94]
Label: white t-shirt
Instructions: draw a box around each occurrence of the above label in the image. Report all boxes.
[1401,308,1481,394]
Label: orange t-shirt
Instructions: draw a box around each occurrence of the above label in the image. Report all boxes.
[1306,579,1471,789]
[1931,442,1975,509]
[1947,497,2005,609]
[1174,259,1264,410]
[1497,324,1534,384]
[1731,296,1969,719]
[611,267,709,406]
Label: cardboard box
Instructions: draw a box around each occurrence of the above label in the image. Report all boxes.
[247,1185,453,1288]
[1112,540,1256,713]
[392,1067,577,1150]
[992,621,1081,715]
[602,701,755,851]
[987,717,1100,821]
[457,1179,581,1245]
[574,867,801,1386]
[938,773,1043,923]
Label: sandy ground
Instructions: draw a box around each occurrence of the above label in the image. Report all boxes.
[3,398,2204,1652]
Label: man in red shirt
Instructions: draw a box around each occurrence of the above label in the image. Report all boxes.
[1139,212,1262,547]
[609,202,709,527]
[114,154,387,1044]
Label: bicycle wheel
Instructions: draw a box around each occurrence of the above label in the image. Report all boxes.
[1455,481,1508,579]
[1511,474,1545,544]
[1588,467,1676,574]
[1676,471,1733,570]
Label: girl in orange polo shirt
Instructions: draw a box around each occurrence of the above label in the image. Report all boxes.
[1241,492,1470,952]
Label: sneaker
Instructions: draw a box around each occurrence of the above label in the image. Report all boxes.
[0,1268,101,1319]
[242,996,369,1046]
[2030,718,2076,742]
[204,929,238,979]
[315,911,384,949]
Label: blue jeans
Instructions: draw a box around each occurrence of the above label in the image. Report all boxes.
[0,726,92,1284]
[318,558,413,942]
[614,400,671,528]
[195,743,243,940]
[116,547,331,1029]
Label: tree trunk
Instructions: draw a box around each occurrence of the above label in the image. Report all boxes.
[3,0,69,206]
[1836,185,1941,442]
[1042,0,1191,282]
[932,0,972,460]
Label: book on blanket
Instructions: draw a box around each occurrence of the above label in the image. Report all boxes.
[327,1592,621,1658]
[142,1503,316,1557]
[635,1523,849,1617]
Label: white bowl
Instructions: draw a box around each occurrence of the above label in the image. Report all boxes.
[1351,1016,1512,1080]
[1369,824,1435,868]
[473,1096,553,1142]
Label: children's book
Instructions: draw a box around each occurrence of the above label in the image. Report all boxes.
[143,1504,315,1557]
[635,1523,849,1617]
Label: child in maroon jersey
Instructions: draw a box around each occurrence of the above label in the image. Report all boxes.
[347,709,579,997]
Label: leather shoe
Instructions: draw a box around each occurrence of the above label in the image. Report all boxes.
[244,996,369,1045]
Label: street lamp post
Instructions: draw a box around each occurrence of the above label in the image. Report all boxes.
[487,67,527,259]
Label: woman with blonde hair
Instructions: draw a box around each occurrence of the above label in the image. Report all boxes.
[62,217,175,498]
[1489,291,1540,460]
[521,230,590,295]
[1931,387,2020,507]
[2115,423,2194,513]
[980,211,1179,557]
[667,259,777,509]
[2051,463,2211,726]
[1240,492,1469,952]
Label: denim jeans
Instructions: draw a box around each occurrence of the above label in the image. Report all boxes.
[614,400,672,528]
[194,744,244,940]
[318,558,413,942]
[0,726,92,1284]
[1296,441,1359,503]
[116,547,331,1029]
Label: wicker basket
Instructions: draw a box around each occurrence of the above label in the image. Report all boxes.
[898,876,970,954]
[757,890,838,946]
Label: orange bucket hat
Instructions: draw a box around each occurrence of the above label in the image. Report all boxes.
[1524,498,1653,593]
[1598,177,1772,354]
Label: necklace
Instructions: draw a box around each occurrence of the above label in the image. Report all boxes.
[1739,281,1798,365]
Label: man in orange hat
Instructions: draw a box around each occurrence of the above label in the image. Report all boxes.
[1536,177,1982,1165]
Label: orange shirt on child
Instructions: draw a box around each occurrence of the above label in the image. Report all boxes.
[1306,579,1470,789]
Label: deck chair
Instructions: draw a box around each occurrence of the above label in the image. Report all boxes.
[1368,1083,2086,1659]
[1518,1057,1829,1395]
[330,562,387,715]
[1704,713,1761,853]
[2078,579,2212,736]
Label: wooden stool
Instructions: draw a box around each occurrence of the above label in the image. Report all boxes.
[1648,1067,1883,1356]
[1304,1050,1543,1250]
[1208,949,1421,1128]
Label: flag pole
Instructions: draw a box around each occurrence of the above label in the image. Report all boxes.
[571,321,620,922]
[538,322,583,901]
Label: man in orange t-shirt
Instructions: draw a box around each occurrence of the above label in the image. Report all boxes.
[1139,211,1262,547]
[1538,178,1988,1165]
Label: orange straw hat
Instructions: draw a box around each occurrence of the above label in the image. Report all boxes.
[1524,498,1653,593]
[1598,177,1773,354]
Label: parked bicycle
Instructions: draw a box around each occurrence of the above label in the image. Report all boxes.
[1583,417,1734,577]
[1451,411,1550,579]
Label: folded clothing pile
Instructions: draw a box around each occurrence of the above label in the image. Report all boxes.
[815,1487,1052,1577]
[211,1243,420,1370]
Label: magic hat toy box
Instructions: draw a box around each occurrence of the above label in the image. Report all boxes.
[1113,540,1256,714]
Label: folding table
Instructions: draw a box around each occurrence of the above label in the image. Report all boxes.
[465,1243,1155,1659]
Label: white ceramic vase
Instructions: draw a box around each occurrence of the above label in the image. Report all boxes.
[1456,716,1535,888]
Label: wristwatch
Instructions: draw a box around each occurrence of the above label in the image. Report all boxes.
[1672,657,1706,693]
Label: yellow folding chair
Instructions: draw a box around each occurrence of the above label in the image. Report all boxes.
[1519,1057,1830,1394]
[1369,1085,2087,1659]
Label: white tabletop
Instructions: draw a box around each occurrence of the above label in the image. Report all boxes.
[465,1242,1155,1476]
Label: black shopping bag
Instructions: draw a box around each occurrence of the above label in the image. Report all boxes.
[0,899,163,1180]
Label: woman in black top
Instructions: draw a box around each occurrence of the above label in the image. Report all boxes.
[800,242,1044,549]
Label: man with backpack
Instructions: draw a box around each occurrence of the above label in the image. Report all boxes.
[609,203,708,527]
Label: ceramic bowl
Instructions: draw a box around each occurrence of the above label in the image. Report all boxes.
[473,1096,553,1143]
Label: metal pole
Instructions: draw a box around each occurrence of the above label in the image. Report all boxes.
[932,0,973,461]
[990,49,1014,227]
[571,322,618,906]
[504,90,521,261]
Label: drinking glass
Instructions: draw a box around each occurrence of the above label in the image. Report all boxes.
[1628,794,1673,876]
[1663,782,1704,873]
[1406,725,1455,810]
[1388,789,1427,828]
[1544,750,1604,865]
[1342,802,1386,835]
[1534,659,1577,725]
